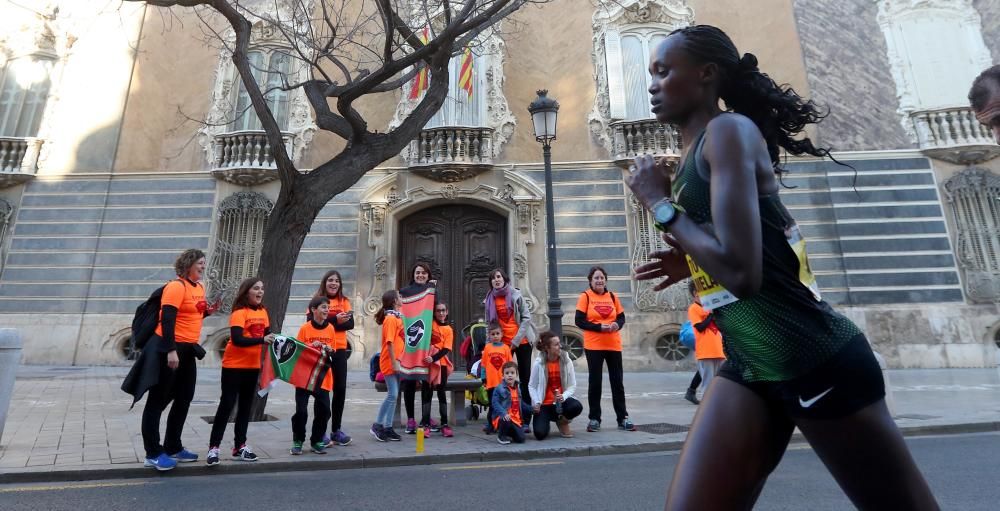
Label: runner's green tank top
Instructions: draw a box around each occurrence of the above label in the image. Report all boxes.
[672,127,860,382]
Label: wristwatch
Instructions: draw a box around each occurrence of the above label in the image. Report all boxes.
[652,198,679,232]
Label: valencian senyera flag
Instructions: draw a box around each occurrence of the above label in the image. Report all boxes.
[258,336,329,396]
[458,46,474,99]
[398,286,435,380]
[408,25,431,100]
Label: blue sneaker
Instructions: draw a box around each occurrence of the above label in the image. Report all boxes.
[169,448,198,463]
[144,453,177,471]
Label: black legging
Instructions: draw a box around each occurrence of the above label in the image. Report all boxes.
[585,349,628,424]
[328,350,348,433]
[402,379,432,422]
[688,371,702,392]
[512,342,533,405]
[532,397,584,440]
[423,370,449,425]
[141,342,198,459]
[208,368,258,449]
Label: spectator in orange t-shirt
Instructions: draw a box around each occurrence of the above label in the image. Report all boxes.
[480,322,512,434]
[482,268,533,405]
[309,270,355,448]
[207,277,275,466]
[528,330,583,440]
[141,249,220,471]
[289,296,336,455]
[372,290,404,442]
[575,266,635,432]
[687,280,726,397]
[423,301,455,437]
[492,361,532,444]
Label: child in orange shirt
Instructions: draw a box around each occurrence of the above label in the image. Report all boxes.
[424,301,455,437]
[480,322,512,434]
[207,278,275,466]
[492,361,532,444]
[290,296,336,455]
[372,290,404,442]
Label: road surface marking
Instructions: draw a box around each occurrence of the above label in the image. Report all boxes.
[0,481,154,493]
[439,460,564,471]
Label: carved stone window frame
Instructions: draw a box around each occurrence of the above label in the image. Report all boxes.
[206,191,274,313]
[876,0,993,143]
[588,0,693,154]
[200,9,317,172]
[626,191,690,312]
[389,32,516,163]
[942,167,1000,303]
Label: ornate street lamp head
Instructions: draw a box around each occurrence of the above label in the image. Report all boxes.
[528,89,559,144]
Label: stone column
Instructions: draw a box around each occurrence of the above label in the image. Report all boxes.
[0,328,23,445]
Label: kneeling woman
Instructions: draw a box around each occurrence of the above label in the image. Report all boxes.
[207,278,275,466]
[528,331,583,440]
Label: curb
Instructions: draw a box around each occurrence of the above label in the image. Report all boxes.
[2,421,997,485]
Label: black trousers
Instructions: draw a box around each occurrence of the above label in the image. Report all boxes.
[532,397,583,440]
[512,342,533,405]
[141,343,197,459]
[423,370,449,425]
[485,387,496,431]
[497,415,528,444]
[585,349,628,424]
[402,379,432,421]
[328,350,348,433]
[688,370,702,392]
[208,368,258,449]
[292,384,331,444]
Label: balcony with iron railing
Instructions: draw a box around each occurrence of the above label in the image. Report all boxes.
[910,106,1000,164]
[210,130,294,186]
[406,126,495,182]
[0,137,43,189]
[609,119,681,170]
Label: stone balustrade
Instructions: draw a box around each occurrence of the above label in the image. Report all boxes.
[211,130,293,186]
[406,126,495,182]
[0,137,43,189]
[610,119,681,167]
[910,107,1000,164]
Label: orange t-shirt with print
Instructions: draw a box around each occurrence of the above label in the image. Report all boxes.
[222,306,269,369]
[481,342,512,389]
[492,385,523,428]
[431,322,454,371]
[543,359,561,405]
[379,313,404,376]
[297,320,336,391]
[155,279,207,343]
[493,296,520,345]
[306,296,352,350]
[688,302,726,360]
[576,289,624,351]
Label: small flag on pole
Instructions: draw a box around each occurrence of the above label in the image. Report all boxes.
[458,47,474,100]
[408,26,431,100]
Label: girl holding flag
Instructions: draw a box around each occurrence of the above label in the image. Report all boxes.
[290,296,336,455]
[399,262,437,436]
[206,278,275,466]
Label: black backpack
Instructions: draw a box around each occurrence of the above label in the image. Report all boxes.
[129,282,173,352]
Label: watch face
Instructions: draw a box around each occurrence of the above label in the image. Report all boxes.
[654,202,675,224]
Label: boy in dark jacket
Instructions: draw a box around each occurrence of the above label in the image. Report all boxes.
[491,361,532,444]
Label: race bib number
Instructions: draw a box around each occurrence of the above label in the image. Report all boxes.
[785,224,821,301]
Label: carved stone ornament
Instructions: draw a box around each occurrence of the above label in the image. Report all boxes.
[627,192,690,311]
[200,1,317,184]
[876,0,994,144]
[588,0,693,155]
[358,169,545,316]
[389,32,517,167]
[941,167,1000,303]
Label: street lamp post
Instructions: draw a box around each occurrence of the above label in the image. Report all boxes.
[528,90,563,337]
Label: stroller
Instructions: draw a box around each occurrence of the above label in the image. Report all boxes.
[459,319,490,421]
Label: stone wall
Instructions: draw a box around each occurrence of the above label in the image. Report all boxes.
[974,0,1000,63]
[791,0,912,152]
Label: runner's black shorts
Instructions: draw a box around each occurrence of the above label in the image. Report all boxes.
[717,333,885,420]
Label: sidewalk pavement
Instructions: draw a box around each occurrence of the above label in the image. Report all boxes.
[1,365,998,483]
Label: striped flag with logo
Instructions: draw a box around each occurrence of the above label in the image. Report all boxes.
[258,336,328,396]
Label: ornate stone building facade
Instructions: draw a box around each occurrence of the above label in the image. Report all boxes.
[0,0,997,370]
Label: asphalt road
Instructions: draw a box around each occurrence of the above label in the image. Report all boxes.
[2,432,997,510]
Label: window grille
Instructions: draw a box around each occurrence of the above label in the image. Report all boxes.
[0,198,12,274]
[629,193,689,311]
[0,56,54,137]
[943,168,1000,302]
[207,191,274,312]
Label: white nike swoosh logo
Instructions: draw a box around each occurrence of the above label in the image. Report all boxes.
[798,386,834,408]
[673,182,687,204]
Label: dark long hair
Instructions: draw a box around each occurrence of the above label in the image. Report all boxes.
[374,289,399,325]
[232,278,264,311]
[969,64,1000,111]
[669,25,834,171]
[315,270,344,300]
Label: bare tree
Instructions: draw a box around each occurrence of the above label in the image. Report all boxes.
[126,0,543,322]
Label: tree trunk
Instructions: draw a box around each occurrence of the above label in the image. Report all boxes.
[250,183,323,421]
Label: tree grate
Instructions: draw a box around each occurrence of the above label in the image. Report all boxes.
[634,422,690,435]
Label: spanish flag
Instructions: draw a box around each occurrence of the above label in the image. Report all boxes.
[458,47,473,100]
[408,26,431,100]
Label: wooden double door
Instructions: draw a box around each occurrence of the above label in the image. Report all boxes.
[398,205,507,349]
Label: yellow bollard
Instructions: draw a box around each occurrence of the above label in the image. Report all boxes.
[415,427,425,453]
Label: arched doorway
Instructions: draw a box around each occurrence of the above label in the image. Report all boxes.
[398,204,508,338]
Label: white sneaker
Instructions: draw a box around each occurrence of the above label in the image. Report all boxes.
[206,447,221,466]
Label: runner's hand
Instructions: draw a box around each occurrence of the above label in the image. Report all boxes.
[634,234,691,290]
[166,350,179,370]
[626,154,673,210]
